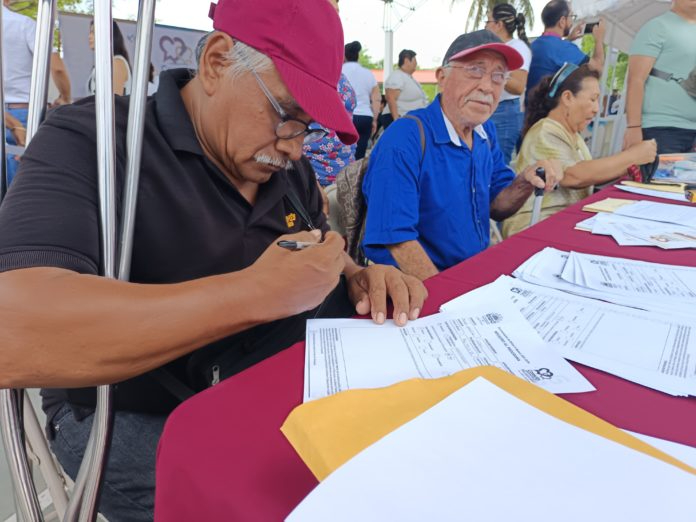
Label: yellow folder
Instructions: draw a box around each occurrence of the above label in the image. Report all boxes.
[620,180,687,194]
[581,197,635,213]
[281,366,696,481]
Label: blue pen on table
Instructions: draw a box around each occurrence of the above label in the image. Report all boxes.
[277,240,319,251]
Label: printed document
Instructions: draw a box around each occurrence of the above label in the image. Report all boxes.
[616,184,689,202]
[303,296,593,402]
[443,277,696,396]
[514,247,695,316]
[614,200,696,228]
[561,251,696,307]
[288,378,696,522]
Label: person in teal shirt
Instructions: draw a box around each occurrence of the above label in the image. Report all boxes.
[624,0,696,154]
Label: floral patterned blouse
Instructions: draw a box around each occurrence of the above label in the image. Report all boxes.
[303,74,357,186]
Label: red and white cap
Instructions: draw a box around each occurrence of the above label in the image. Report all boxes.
[443,30,524,71]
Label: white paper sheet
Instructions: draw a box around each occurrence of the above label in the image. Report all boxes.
[303,296,594,402]
[443,277,696,396]
[513,247,695,316]
[288,378,696,522]
[616,184,690,202]
[614,200,696,228]
[561,251,696,306]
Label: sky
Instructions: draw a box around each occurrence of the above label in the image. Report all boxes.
[111,0,552,69]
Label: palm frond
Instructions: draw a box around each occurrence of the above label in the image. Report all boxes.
[452,0,535,32]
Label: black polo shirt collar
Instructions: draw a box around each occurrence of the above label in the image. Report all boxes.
[152,69,292,225]
[154,68,204,156]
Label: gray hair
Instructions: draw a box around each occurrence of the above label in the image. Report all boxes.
[223,40,273,79]
[195,32,272,79]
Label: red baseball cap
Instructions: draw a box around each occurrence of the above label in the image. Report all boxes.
[209,0,358,145]
[443,30,524,71]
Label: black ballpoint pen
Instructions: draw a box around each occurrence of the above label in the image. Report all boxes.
[277,240,319,251]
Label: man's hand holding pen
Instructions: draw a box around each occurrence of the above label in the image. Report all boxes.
[265,230,428,326]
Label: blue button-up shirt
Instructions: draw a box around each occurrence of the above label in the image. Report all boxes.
[526,33,589,96]
[362,95,514,271]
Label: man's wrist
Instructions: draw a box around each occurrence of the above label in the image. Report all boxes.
[342,254,363,279]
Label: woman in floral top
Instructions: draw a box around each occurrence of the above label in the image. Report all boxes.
[303,73,357,187]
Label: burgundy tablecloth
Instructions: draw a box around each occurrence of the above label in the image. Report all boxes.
[154,187,696,522]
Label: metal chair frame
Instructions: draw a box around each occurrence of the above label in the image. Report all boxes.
[0,0,157,520]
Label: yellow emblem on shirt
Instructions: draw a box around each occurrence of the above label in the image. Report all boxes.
[285,212,297,228]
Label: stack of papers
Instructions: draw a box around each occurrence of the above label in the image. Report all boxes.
[577,200,696,248]
[285,370,696,522]
[442,276,696,397]
[615,200,696,227]
[513,247,696,316]
[303,292,594,402]
[617,183,690,202]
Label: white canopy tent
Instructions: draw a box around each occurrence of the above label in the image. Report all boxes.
[574,0,671,52]
[572,0,672,156]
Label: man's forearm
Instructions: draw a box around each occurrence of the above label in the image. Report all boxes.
[53,70,71,101]
[490,175,535,221]
[4,112,22,129]
[589,39,605,72]
[0,267,282,389]
[50,55,72,102]
[387,240,438,281]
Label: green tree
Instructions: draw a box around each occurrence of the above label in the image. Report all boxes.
[358,48,383,70]
[7,0,92,49]
[8,0,89,19]
[456,0,535,32]
[580,36,629,90]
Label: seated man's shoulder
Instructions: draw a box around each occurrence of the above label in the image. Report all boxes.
[382,110,430,143]
[44,96,132,137]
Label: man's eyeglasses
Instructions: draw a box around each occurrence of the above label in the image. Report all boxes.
[566,13,577,22]
[250,69,328,145]
[445,64,510,86]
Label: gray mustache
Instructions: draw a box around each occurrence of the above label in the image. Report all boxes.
[464,95,494,104]
[254,154,292,169]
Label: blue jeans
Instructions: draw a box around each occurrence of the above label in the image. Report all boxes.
[489,99,523,166]
[353,115,373,160]
[642,127,696,154]
[49,404,167,522]
[4,107,28,186]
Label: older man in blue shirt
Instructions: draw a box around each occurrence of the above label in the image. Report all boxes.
[362,30,561,280]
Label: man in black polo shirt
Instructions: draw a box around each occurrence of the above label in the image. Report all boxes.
[0,0,426,519]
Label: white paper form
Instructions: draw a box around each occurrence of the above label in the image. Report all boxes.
[616,184,690,202]
[303,297,594,402]
[443,277,696,396]
[287,378,696,522]
[562,251,696,307]
[574,215,597,231]
[596,212,696,249]
[614,200,696,228]
[590,213,654,246]
[513,247,694,316]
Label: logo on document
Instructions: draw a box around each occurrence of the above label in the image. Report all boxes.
[285,212,297,228]
[534,368,554,380]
